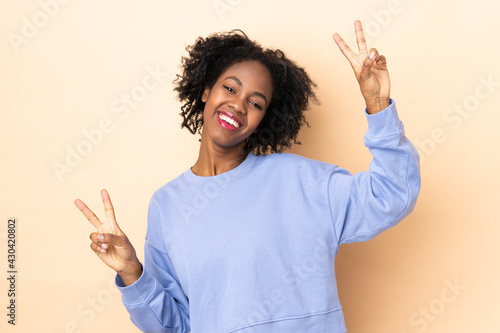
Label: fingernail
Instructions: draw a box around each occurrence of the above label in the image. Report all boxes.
[97,234,104,240]
[369,51,376,60]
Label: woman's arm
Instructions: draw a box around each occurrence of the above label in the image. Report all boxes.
[116,198,190,332]
[75,190,190,332]
[328,100,421,244]
[116,242,190,332]
[328,21,421,244]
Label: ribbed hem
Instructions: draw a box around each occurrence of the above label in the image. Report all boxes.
[226,307,346,333]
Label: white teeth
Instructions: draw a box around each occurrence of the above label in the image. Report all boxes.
[219,114,240,128]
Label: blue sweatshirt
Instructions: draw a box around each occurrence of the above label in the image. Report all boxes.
[116,99,421,332]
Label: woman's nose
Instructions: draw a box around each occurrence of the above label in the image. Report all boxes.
[228,95,246,114]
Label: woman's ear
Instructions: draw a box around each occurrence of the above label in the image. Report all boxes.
[201,87,211,102]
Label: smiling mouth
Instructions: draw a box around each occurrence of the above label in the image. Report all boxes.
[217,111,242,131]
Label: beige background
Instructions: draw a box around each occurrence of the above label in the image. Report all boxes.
[1,0,499,332]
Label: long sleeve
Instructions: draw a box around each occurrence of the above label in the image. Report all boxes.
[115,199,190,333]
[329,99,421,245]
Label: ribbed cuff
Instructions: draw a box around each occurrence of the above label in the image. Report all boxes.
[364,99,403,137]
[115,264,159,305]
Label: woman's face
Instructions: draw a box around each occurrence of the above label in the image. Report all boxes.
[201,60,273,151]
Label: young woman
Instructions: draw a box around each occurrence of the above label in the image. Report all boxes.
[75,21,420,332]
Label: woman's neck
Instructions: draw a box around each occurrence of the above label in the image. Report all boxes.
[191,136,249,177]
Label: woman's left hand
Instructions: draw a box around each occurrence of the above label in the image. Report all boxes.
[333,20,391,114]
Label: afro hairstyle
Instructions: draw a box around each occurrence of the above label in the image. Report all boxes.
[173,29,318,155]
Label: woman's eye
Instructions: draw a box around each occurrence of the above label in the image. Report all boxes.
[223,85,235,93]
[251,101,262,110]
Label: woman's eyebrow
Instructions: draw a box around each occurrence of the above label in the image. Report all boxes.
[225,76,243,86]
[225,76,268,105]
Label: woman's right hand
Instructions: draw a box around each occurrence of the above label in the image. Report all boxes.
[75,189,143,286]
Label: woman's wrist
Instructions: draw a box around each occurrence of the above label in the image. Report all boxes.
[365,97,391,115]
[118,259,143,286]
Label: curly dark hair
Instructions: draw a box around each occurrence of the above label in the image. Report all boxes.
[173,29,318,155]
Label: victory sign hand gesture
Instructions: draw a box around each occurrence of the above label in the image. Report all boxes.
[333,20,391,114]
[75,189,142,286]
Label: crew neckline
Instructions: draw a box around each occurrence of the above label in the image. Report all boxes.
[182,152,258,186]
